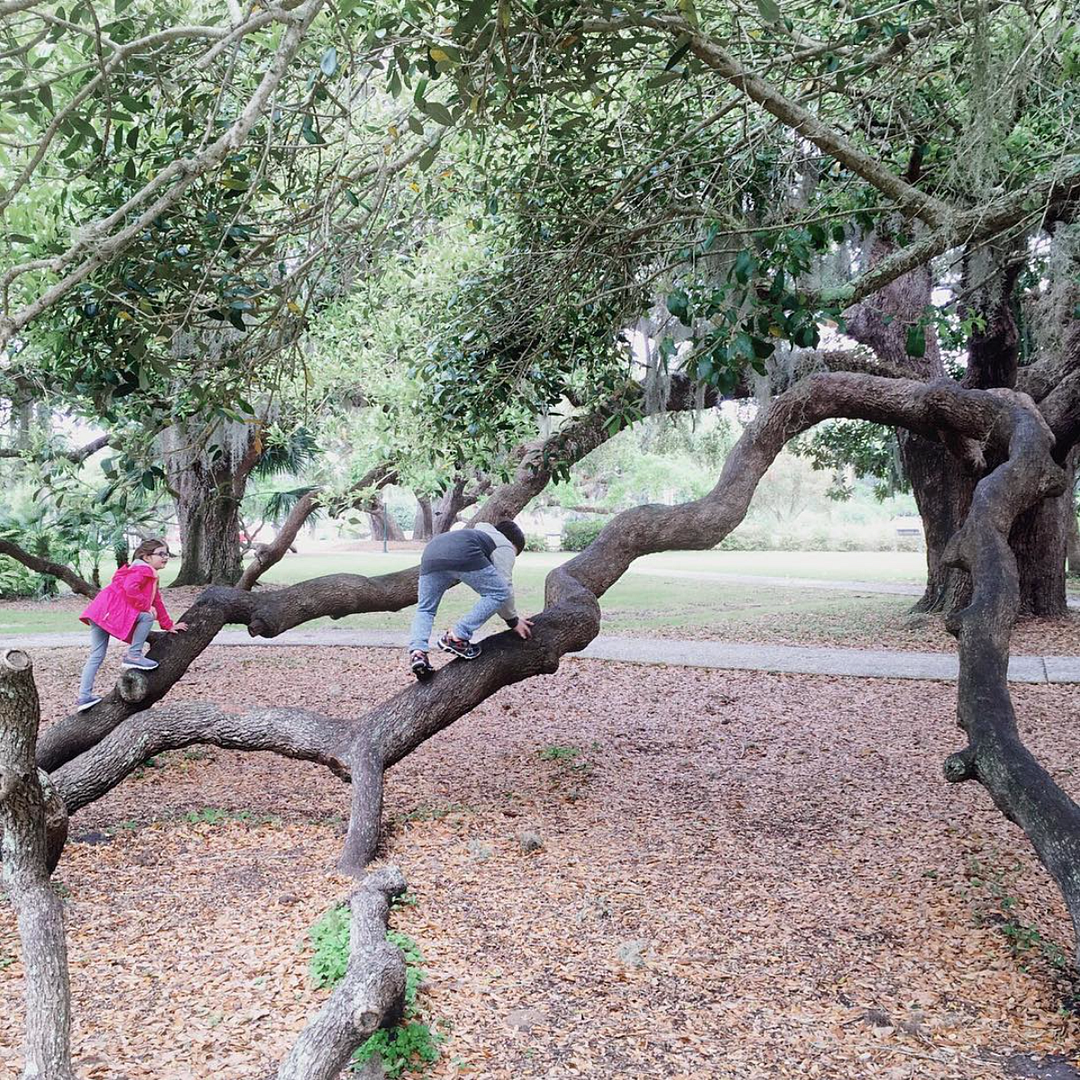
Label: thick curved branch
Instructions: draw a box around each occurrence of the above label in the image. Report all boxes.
[277,865,408,1080]
[50,702,353,815]
[937,393,1080,959]
[0,538,97,598]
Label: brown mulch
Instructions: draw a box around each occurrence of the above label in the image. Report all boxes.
[2,647,1080,1079]
[633,607,1080,656]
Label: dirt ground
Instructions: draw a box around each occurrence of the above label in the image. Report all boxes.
[2,646,1079,1079]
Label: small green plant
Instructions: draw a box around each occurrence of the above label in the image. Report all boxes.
[0,954,15,970]
[965,854,1071,974]
[538,745,591,776]
[538,745,580,762]
[185,807,229,825]
[307,906,443,1077]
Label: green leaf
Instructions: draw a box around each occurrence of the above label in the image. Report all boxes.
[320,47,338,78]
[422,100,454,127]
[228,310,247,332]
[664,38,692,71]
[756,0,781,22]
[454,0,493,38]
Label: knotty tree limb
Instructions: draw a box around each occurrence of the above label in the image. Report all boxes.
[0,539,97,599]
[276,865,408,1080]
[0,649,75,1080]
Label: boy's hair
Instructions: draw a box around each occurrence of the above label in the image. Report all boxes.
[494,519,526,554]
[131,537,169,562]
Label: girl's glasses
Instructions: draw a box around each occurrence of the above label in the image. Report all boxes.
[153,551,170,559]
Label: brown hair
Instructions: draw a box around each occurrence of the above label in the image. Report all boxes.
[131,537,169,562]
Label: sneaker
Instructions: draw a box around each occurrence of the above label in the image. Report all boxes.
[437,632,481,660]
[410,651,435,682]
[76,696,102,712]
[121,654,159,671]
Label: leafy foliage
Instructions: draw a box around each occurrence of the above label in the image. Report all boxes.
[307,905,443,1077]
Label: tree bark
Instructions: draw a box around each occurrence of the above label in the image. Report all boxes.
[846,235,1069,615]
[0,649,76,1080]
[276,866,407,1080]
[162,421,261,587]
[367,498,406,543]
[411,496,434,541]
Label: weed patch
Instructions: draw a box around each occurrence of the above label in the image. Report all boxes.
[307,903,443,1077]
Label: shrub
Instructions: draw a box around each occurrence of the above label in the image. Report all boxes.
[717,523,773,550]
[0,556,40,599]
[523,533,549,552]
[561,517,606,551]
[308,905,443,1077]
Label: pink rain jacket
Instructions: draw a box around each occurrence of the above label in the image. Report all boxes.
[80,562,174,643]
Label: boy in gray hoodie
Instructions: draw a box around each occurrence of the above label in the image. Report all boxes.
[408,519,533,680]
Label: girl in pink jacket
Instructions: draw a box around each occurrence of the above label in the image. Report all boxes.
[76,537,187,711]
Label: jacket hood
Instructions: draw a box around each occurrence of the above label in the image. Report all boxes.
[112,562,156,583]
[475,522,512,548]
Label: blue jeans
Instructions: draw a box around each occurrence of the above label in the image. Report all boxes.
[77,613,153,702]
[408,565,510,654]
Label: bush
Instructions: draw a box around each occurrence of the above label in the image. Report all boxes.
[308,905,443,1078]
[523,533,549,552]
[0,557,41,599]
[717,523,773,551]
[561,517,606,551]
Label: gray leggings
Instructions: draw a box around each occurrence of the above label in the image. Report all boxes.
[78,613,153,701]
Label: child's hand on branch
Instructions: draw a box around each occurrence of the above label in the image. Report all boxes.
[168,622,189,633]
[513,617,533,639]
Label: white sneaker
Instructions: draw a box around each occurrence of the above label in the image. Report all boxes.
[76,696,102,712]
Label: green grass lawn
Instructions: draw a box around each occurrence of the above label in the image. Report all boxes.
[3,548,1071,640]
[246,548,929,586]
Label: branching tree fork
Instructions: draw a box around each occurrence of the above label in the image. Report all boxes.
[5,368,1080,1072]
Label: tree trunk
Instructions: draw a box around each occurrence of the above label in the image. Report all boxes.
[0,650,76,1080]
[162,422,260,587]
[412,497,434,541]
[367,500,405,543]
[171,475,244,586]
[900,433,974,613]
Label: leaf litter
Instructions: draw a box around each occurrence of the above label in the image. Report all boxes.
[0,645,1078,1078]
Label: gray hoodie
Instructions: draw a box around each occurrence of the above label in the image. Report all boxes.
[418,522,519,624]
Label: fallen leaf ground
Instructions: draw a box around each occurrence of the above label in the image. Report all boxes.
[2,646,1080,1078]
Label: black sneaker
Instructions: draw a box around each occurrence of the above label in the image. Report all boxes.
[437,632,481,660]
[410,651,435,682]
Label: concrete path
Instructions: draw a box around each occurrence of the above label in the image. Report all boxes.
[12,628,1080,684]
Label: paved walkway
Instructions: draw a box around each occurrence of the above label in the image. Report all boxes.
[13,628,1080,684]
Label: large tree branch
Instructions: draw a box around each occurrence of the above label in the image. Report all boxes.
[0,538,97,599]
[50,702,353,816]
[0,433,111,465]
[583,12,951,227]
